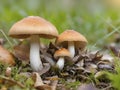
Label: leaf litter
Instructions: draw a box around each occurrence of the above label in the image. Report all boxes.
[0,38,119,90]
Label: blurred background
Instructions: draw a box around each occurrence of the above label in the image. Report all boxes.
[0,0,120,50]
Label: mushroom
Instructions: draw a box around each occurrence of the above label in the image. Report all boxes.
[9,16,58,72]
[0,45,15,66]
[54,48,71,70]
[56,30,87,58]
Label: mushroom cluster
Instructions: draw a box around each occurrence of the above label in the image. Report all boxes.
[6,16,119,90]
[9,16,88,71]
[56,30,88,58]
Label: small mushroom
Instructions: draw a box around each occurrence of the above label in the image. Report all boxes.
[0,45,15,66]
[56,30,87,58]
[54,48,71,70]
[9,16,58,72]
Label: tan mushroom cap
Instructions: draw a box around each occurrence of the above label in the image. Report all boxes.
[0,45,15,66]
[9,16,58,39]
[54,48,71,58]
[56,30,88,49]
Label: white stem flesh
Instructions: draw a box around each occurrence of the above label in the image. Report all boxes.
[56,57,64,70]
[68,41,75,58]
[30,35,43,72]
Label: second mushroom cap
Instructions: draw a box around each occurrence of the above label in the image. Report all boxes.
[56,30,87,49]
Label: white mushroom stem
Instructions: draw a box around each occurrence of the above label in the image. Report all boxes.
[56,57,64,70]
[68,41,75,58]
[30,35,43,71]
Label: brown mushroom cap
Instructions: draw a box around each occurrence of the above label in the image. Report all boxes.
[0,45,15,66]
[56,30,88,49]
[9,16,58,39]
[54,48,71,58]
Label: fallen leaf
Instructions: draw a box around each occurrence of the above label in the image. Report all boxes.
[48,76,59,90]
[32,72,52,90]
[76,59,84,67]
[0,45,15,66]
[13,43,30,62]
